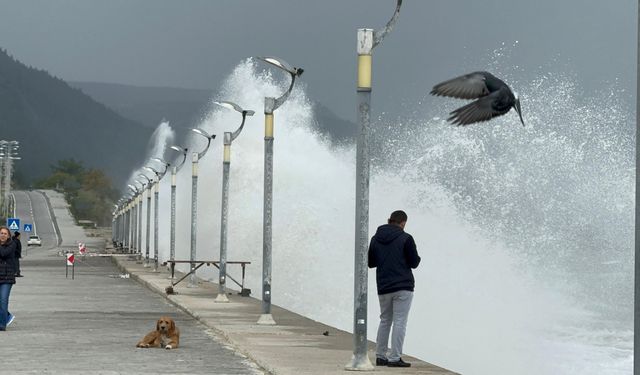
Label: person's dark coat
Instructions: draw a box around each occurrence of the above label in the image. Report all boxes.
[12,234,21,276]
[368,224,421,295]
[0,238,17,284]
[13,235,21,259]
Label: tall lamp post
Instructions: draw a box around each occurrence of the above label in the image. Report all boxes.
[347,0,403,370]
[136,179,147,260]
[213,101,254,303]
[255,56,304,325]
[168,146,188,272]
[127,184,140,254]
[188,128,216,287]
[634,1,639,373]
[145,162,169,272]
[138,173,153,266]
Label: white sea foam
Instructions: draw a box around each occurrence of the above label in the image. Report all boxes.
[136,59,632,375]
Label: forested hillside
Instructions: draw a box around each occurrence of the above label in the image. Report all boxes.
[0,48,152,186]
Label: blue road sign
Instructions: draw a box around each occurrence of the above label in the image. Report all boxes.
[7,218,20,231]
[23,224,32,232]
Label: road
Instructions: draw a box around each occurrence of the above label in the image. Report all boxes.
[11,190,58,250]
[2,190,263,375]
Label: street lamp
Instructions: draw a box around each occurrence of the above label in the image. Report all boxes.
[127,184,141,254]
[255,56,304,325]
[144,165,167,272]
[136,179,147,260]
[213,101,255,303]
[168,146,188,269]
[347,0,403,371]
[188,128,216,287]
[138,172,153,266]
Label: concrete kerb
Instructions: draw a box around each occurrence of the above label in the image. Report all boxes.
[110,256,276,374]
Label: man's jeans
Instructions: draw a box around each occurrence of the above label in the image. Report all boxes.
[375,290,414,362]
[0,283,12,329]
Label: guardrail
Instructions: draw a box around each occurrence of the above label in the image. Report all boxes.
[162,260,251,296]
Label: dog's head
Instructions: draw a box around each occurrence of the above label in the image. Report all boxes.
[156,316,176,334]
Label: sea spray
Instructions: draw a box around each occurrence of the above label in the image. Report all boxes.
[133,59,632,375]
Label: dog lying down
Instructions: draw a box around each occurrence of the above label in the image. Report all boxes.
[136,316,180,350]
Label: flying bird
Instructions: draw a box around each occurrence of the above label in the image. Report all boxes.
[430,71,524,126]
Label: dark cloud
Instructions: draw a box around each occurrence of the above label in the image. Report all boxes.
[0,0,635,119]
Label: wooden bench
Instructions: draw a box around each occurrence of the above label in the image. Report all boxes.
[162,260,251,296]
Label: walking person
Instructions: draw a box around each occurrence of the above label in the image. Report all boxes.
[0,225,18,330]
[368,210,421,367]
[13,231,22,277]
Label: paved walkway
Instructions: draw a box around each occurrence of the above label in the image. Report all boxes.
[112,257,458,375]
[7,190,459,374]
[3,251,263,374]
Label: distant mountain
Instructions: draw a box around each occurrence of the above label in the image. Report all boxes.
[0,48,152,187]
[69,81,212,130]
[70,81,356,142]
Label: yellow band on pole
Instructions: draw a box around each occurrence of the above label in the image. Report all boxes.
[265,113,274,138]
[223,144,231,162]
[357,54,372,89]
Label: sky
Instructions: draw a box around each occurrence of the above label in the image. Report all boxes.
[0,0,636,120]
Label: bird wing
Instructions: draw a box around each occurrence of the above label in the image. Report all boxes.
[447,92,505,126]
[430,72,490,99]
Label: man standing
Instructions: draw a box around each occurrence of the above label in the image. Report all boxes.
[368,210,421,368]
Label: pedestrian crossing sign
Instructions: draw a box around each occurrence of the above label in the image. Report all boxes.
[7,218,20,231]
[23,224,32,232]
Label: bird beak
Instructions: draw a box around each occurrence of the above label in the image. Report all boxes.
[514,98,525,126]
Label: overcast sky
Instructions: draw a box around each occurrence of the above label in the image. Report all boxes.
[0,0,636,120]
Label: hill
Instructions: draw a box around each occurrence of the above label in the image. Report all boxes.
[70,81,356,142]
[0,48,152,187]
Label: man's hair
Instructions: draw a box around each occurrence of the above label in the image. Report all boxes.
[388,210,408,224]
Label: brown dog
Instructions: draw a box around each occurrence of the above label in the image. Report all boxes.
[136,316,180,350]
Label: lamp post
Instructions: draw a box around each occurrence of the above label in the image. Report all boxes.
[0,141,20,219]
[255,56,304,325]
[144,163,168,272]
[188,128,216,287]
[128,184,141,254]
[168,146,188,274]
[213,101,255,303]
[634,2,639,373]
[136,179,147,261]
[138,173,153,267]
[347,1,403,370]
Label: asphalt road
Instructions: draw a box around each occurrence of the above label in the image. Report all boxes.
[2,190,263,375]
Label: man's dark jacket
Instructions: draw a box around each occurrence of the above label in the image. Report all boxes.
[368,224,421,295]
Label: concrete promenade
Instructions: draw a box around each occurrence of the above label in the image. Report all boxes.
[112,256,459,375]
[6,190,459,374]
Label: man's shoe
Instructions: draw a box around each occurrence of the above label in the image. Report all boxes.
[7,314,14,327]
[387,358,411,368]
[375,358,388,366]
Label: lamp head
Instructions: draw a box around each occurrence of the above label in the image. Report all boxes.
[143,166,158,175]
[170,145,187,154]
[151,157,169,165]
[191,127,216,140]
[257,56,303,77]
[214,101,255,117]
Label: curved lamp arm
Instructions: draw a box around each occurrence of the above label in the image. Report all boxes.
[169,145,188,171]
[214,101,255,143]
[143,166,161,180]
[127,184,139,195]
[191,128,216,160]
[138,173,152,185]
[150,157,170,177]
[373,0,403,48]
[256,56,304,112]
